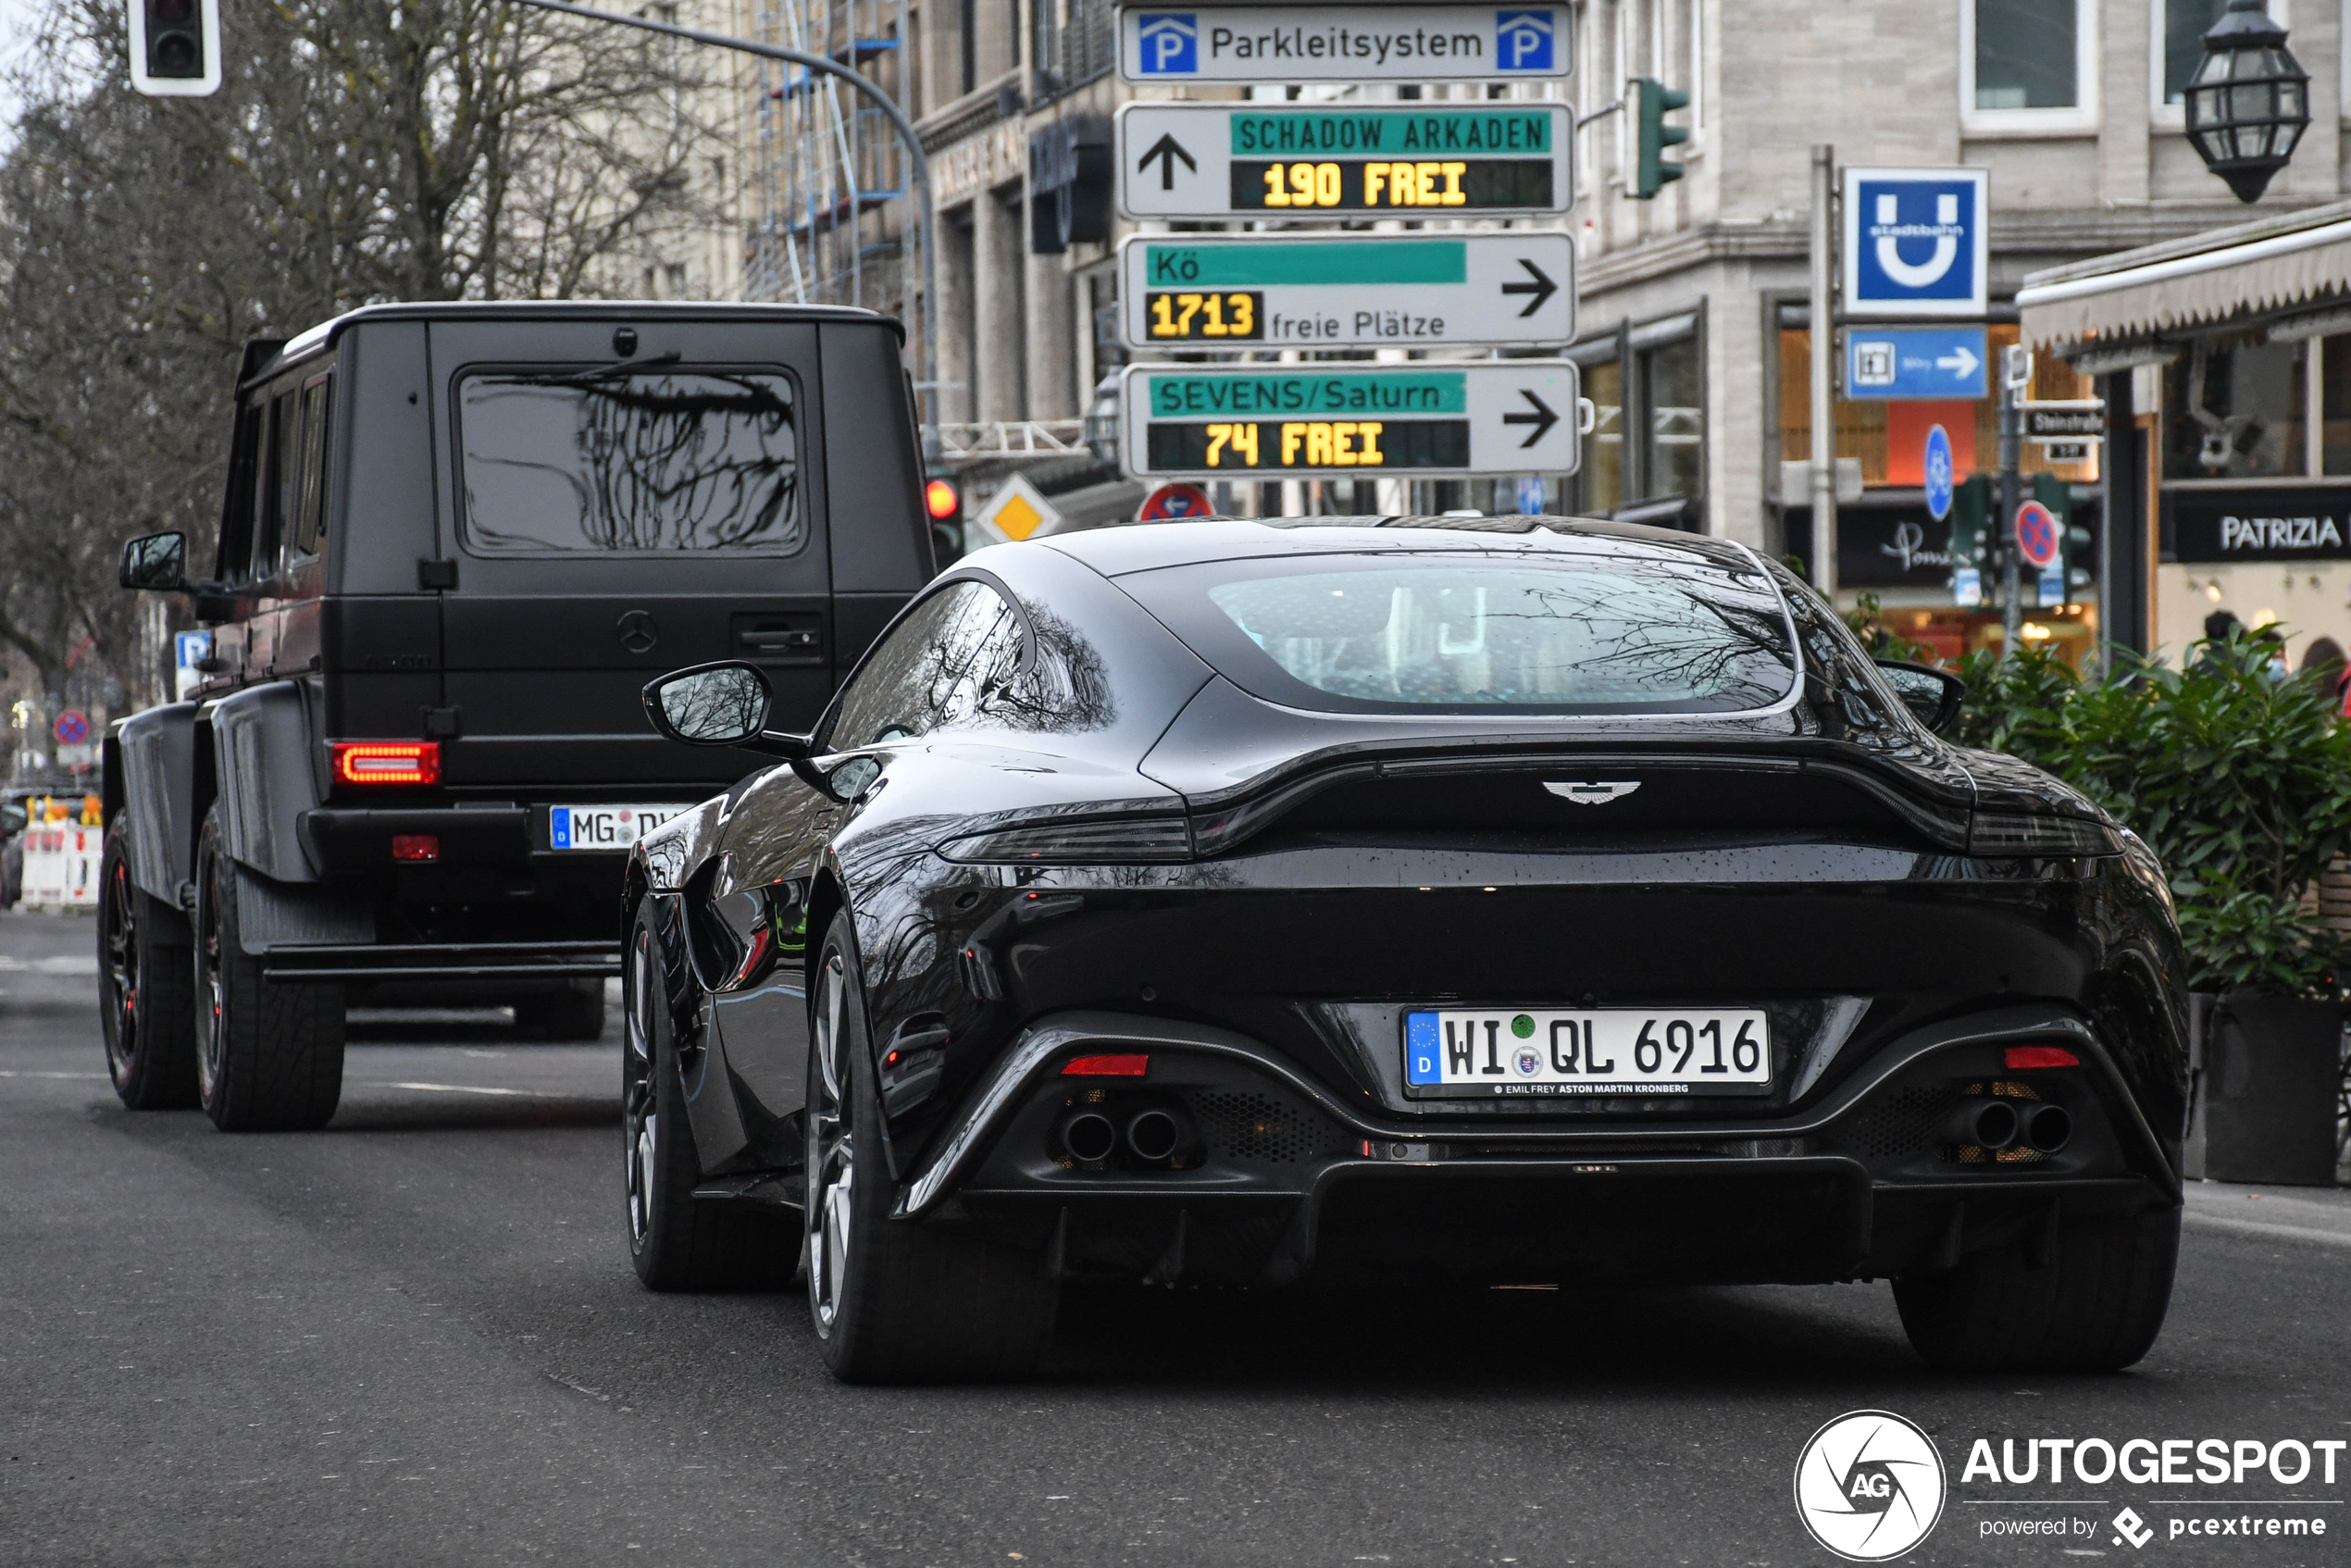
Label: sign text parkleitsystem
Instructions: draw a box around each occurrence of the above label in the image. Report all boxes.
[1121,6,1569,84]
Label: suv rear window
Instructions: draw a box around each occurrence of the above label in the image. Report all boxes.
[1116,546,1797,716]
[455,368,802,554]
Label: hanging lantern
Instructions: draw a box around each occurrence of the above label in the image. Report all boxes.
[2183,0,2311,203]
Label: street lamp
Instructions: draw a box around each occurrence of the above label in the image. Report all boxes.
[2184,0,2310,203]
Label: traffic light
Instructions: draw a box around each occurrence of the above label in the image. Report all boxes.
[924,475,963,566]
[127,0,222,97]
[1632,78,1689,199]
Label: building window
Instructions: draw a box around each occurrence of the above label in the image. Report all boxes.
[2324,337,2351,473]
[1643,336,1703,501]
[1581,359,1624,514]
[1963,0,2096,129]
[2164,336,2307,480]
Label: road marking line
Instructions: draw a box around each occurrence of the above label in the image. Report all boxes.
[2183,1212,2351,1250]
[0,1070,108,1079]
[366,1081,541,1097]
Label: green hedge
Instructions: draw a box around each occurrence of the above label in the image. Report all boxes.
[1945,635,2351,997]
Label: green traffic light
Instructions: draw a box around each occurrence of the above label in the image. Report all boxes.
[1634,78,1691,200]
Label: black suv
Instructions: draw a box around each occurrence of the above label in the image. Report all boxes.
[102,301,932,1129]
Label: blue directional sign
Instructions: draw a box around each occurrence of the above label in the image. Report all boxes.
[1845,327,1986,400]
[1923,424,1955,522]
[1841,167,1988,318]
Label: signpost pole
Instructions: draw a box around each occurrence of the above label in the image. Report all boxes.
[1999,347,2025,655]
[1809,144,1836,598]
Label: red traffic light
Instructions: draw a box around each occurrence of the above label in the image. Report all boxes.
[925,479,959,520]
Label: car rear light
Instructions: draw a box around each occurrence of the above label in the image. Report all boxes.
[939,816,1190,865]
[2004,1045,2080,1070]
[332,740,441,787]
[1062,1053,1149,1077]
[390,833,439,863]
[1968,812,2119,856]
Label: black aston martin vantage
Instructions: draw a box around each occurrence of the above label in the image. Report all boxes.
[622,514,2189,1384]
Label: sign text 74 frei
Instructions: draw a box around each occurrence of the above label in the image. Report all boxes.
[1116,102,1574,219]
[1119,362,1581,479]
[1121,6,1570,85]
[1117,231,1574,349]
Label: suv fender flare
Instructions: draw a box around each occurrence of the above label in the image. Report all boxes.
[200,680,328,884]
[105,701,201,911]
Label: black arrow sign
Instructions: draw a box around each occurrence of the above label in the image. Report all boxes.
[1137,133,1197,191]
[1502,389,1559,449]
[1499,258,1558,317]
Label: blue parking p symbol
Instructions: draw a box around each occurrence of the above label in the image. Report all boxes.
[1495,10,1554,71]
[1137,14,1198,74]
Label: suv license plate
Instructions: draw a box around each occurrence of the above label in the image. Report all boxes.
[1404,1008,1770,1096]
[548,804,684,852]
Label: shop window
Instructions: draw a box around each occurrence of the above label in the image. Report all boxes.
[1642,336,1703,500]
[1776,320,2096,491]
[2323,336,2351,474]
[1579,359,1624,515]
[2164,336,2307,479]
[1964,0,2096,128]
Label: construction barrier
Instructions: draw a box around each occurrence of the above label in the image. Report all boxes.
[19,821,101,910]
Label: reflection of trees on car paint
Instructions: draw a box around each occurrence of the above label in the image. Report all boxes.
[459,372,801,554]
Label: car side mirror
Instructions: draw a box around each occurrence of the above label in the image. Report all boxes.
[119,531,188,592]
[1874,660,1966,735]
[641,661,811,758]
[0,802,25,838]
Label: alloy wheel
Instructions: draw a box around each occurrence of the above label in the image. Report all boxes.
[193,849,225,1103]
[624,927,659,1248]
[102,859,141,1083]
[805,952,853,1334]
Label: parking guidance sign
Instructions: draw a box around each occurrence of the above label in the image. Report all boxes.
[1121,361,1580,480]
[1117,101,1574,219]
[1122,6,1569,84]
[1841,167,1988,318]
[1118,231,1574,349]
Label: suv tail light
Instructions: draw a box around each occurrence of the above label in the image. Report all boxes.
[332,740,441,787]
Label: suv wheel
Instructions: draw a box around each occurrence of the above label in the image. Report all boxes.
[192,809,344,1131]
[805,921,1057,1383]
[99,815,197,1109]
[1894,1204,2180,1373]
[623,902,792,1289]
[518,979,607,1041]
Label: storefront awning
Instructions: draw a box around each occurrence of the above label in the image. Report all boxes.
[2017,198,2351,348]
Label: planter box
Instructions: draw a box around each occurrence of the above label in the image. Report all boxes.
[2186,993,2344,1187]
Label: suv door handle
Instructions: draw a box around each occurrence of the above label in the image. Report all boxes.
[740,628,819,651]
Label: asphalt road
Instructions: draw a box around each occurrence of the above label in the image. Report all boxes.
[4,907,2348,1568]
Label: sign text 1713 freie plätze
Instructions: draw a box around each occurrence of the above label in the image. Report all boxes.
[1116,102,1574,219]
[1119,5,1571,84]
[1119,363,1580,479]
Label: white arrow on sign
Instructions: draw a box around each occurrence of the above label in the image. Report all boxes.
[1935,344,1979,380]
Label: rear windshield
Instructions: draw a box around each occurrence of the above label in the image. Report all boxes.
[455,368,802,554]
[1118,547,1797,716]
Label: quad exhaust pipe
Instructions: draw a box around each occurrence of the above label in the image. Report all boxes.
[1055,1105,1192,1165]
[2022,1103,2071,1153]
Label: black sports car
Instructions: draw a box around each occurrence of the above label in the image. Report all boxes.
[623,515,2189,1383]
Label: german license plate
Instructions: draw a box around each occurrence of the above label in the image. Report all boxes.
[1404,1008,1771,1097]
[547,804,683,852]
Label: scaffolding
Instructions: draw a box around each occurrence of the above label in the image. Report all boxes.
[749,0,910,310]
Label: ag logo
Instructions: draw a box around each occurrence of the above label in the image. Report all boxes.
[1793,1410,1946,1562]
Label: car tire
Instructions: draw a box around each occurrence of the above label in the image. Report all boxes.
[99,815,198,1110]
[804,920,1057,1383]
[518,979,608,1041]
[1893,1204,2181,1373]
[623,903,794,1290]
[192,809,344,1131]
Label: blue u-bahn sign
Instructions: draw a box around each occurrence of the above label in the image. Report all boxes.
[1841,167,1988,318]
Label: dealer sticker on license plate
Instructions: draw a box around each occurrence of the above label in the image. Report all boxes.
[1404,1008,1771,1097]
[547,804,684,852]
